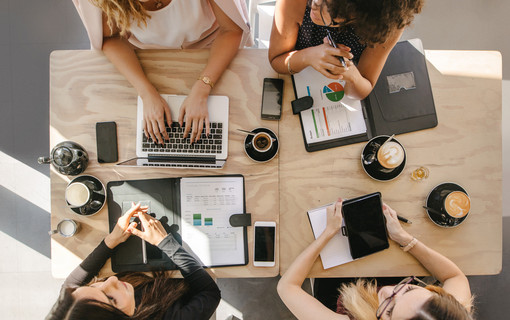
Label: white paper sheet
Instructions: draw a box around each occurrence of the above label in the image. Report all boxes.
[307,204,353,269]
[294,67,367,144]
[180,177,245,266]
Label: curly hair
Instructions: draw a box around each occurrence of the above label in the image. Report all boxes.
[90,0,151,37]
[325,0,424,45]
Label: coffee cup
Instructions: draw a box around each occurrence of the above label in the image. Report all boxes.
[376,141,405,172]
[250,132,276,153]
[65,175,106,215]
[49,219,80,237]
[443,191,471,218]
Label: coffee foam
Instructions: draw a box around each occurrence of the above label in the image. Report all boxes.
[445,191,470,218]
[377,141,405,169]
[66,183,90,207]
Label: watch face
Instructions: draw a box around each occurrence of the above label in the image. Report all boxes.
[199,76,213,88]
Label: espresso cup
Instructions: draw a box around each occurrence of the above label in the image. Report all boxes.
[49,219,80,237]
[376,141,405,171]
[251,132,275,153]
[443,191,471,218]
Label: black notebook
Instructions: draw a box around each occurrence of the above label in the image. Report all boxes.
[292,38,437,152]
[107,175,249,272]
[307,192,389,269]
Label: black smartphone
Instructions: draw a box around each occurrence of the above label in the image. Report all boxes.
[96,121,118,163]
[261,78,284,120]
[341,192,389,260]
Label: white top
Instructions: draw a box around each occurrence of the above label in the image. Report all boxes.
[73,0,253,50]
[129,0,217,49]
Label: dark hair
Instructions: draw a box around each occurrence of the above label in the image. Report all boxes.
[49,271,189,320]
[325,0,424,45]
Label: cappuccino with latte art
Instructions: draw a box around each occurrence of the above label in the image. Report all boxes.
[377,141,405,169]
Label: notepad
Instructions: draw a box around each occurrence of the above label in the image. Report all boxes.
[307,193,389,269]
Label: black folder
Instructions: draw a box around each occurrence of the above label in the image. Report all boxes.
[107,175,249,272]
[292,38,437,152]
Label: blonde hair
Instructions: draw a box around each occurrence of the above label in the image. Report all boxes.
[90,0,151,37]
[338,279,474,320]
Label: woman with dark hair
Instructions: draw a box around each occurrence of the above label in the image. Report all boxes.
[269,0,423,99]
[46,202,220,320]
[278,199,474,320]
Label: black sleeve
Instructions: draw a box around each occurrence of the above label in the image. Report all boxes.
[62,240,115,288]
[158,234,221,320]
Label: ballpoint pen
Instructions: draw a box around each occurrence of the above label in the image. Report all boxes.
[325,29,347,68]
[397,215,412,224]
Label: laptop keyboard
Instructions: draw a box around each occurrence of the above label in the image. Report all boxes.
[141,122,223,154]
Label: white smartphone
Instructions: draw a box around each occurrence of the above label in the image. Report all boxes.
[253,221,276,267]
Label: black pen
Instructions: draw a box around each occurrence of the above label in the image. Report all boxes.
[397,215,412,224]
[325,30,347,68]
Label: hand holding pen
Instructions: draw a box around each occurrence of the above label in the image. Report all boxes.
[325,30,348,69]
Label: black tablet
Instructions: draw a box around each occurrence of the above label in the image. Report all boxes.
[342,192,389,259]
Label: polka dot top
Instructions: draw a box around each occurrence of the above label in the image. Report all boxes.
[295,6,366,63]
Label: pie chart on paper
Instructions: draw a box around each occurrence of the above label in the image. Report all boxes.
[323,82,344,102]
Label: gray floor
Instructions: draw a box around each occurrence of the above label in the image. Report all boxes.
[0,0,508,319]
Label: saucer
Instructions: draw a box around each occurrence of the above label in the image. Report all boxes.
[244,128,279,163]
[67,175,106,216]
[425,182,469,228]
[361,135,406,181]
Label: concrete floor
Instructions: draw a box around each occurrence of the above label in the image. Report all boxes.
[0,0,508,319]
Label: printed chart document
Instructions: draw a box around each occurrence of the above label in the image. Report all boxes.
[293,67,367,144]
[180,176,245,267]
[307,204,354,269]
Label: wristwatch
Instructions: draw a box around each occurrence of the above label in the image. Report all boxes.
[198,75,214,89]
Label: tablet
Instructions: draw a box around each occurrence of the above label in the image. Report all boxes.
[342,192,389,259]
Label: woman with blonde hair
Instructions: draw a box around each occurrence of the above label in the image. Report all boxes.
[278,199,474,320]
[73,0,251,144]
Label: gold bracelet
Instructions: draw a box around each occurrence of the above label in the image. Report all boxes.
[401,237,418,252]
[287,56,296,75]
[197,75,214,88]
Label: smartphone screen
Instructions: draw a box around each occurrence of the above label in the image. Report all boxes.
[96,121,118,163]
[261,78,283,120]
[254,226,276,262]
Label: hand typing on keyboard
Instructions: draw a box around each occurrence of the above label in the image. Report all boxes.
[141,92,172,144]
[178,81,212,143]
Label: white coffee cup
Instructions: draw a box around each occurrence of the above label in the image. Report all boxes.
[65,182,91,208]
[49,219,80,237]
[251,132,275,153]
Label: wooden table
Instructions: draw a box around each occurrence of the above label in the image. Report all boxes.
[49,49,280,278]
[279,50,502,277]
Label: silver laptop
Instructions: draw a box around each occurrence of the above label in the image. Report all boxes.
[117,94,229,169]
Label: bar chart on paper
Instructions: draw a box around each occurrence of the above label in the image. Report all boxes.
[180,177,245,266]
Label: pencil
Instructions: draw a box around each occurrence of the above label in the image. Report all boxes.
[397,215,412,224]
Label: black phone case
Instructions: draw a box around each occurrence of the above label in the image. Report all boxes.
[96,121,118,163]
[341,192,389,260]
[261,78,283,120]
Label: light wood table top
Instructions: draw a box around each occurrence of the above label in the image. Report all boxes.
[279,50,502,277]
[50,49,280,278]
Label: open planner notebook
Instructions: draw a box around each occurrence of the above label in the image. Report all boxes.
[107,175,249,272]
[292,39,437,152]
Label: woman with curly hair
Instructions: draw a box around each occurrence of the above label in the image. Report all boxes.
[278,199,474,320]
[269,0,423,99]
[73,0,250,144]
[45,202,220,320]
